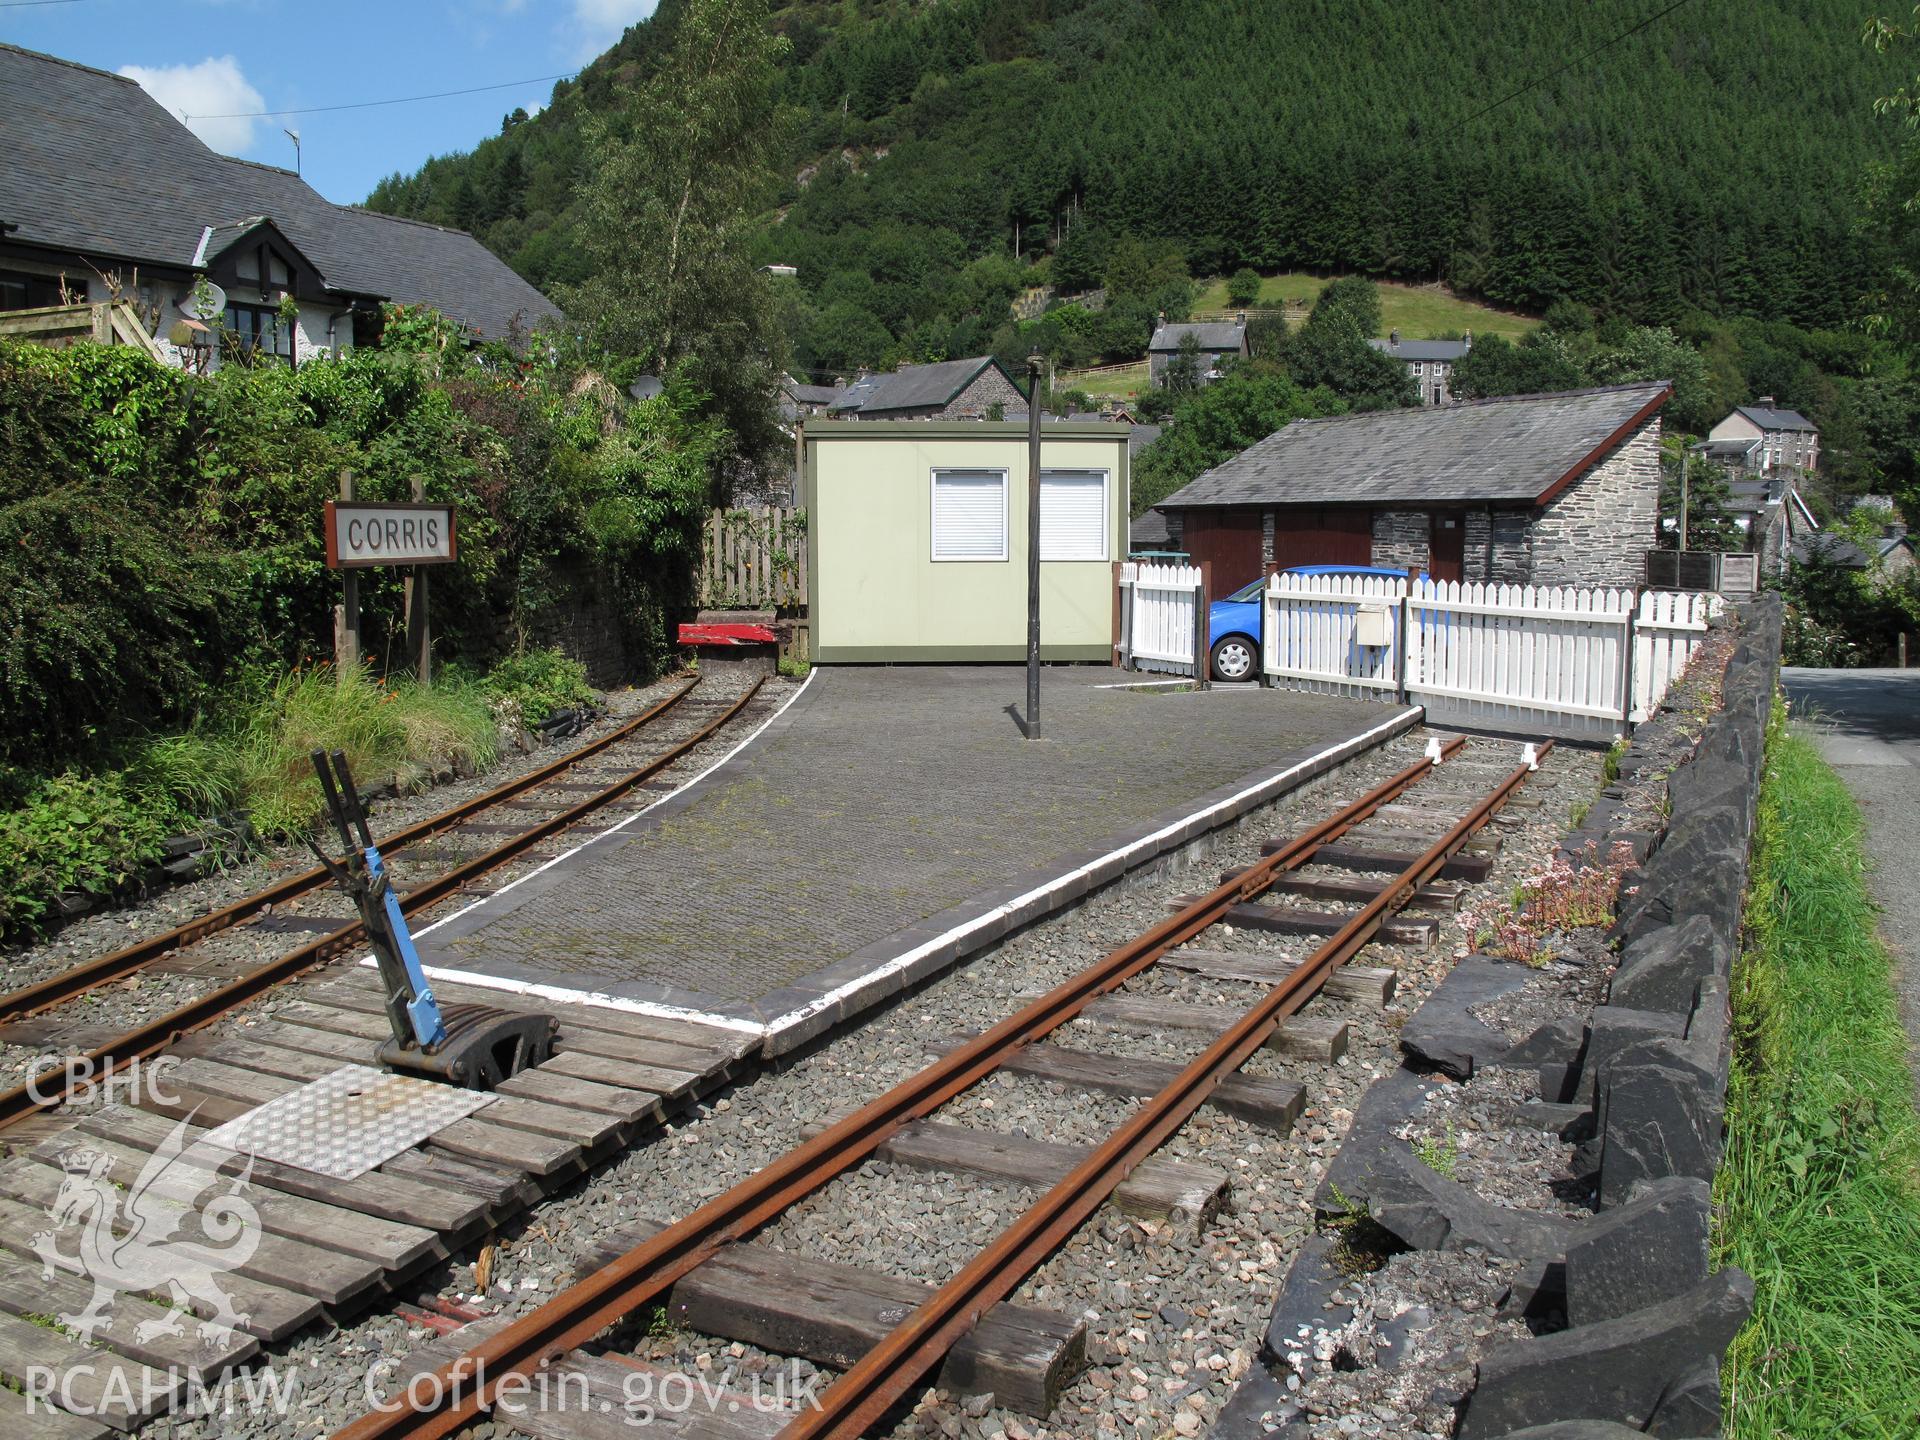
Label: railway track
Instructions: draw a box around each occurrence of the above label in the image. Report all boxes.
[329,734,1547,1440]
[0,675,775,1129]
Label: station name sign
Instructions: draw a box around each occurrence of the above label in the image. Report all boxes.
[325,501,458,569]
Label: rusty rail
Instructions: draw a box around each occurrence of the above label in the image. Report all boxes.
[0,679,701,1023]
[788,739,1550,1436]
[0,677,765,1132]
[329,735,1479,1440]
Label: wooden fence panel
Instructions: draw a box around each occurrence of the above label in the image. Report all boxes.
[699,506,807,610]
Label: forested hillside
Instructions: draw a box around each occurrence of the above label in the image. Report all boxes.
[368,0,1900,374]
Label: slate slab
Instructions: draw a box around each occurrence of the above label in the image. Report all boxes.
[1457,1268,1753,1439]
[1397,954,1528,1078]
[1563,1176,1711,1327]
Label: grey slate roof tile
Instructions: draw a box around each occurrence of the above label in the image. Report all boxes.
[828,355,1014,414]
[1157,382,1670,509]
[1149,321,1245,352]
[0,43,559,340]
[1734,403,1816,433]
[1368,337,1472,362]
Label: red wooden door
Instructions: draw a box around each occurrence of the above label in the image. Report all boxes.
[1182,510,1263,597]
[1271,508,1373,570]
[1429,512,1465,582]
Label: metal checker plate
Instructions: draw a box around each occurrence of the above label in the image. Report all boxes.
[201,1064,495,1180]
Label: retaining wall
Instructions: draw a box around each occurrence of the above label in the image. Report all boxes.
[1219,596,1783,1439]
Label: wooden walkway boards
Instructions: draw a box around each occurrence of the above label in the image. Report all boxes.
[0,966,756,1438]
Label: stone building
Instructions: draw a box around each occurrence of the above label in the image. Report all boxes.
[1148,318,1248,387]
[828,356,1025,420]
[1367,331,1472,405]
[1704,398,1819,475]
[1152,382,1670,596]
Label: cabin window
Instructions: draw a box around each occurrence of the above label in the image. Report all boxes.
[931,469,1008,561]
[0,269,66,311]
[1039,469,1109,561]
[223,303,294,366]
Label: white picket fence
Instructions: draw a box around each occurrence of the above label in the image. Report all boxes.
[1116,561,1205,676]
[1114,567,1720,735]
[1259,575,1720,737]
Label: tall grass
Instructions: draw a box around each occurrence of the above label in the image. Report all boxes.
[232,665,499,836]
[1717,699,1920,1439]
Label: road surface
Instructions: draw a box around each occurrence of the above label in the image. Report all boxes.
[1781,668,1920,1104]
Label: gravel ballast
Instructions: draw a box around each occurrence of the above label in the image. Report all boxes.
[123,724,1601,1440]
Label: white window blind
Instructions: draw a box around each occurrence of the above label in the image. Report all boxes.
[931,470,1007,560]
[1040,469,1108,561]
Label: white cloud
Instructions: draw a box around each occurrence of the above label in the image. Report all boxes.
[568,0,658,59]
[118,56,265,155]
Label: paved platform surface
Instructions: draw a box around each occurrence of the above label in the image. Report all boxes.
[1782,667,1920,1104]
[419,667,1393,1040]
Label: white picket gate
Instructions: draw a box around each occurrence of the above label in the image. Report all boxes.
[1261,572,1404,700]
[1116,561,1204,676]
[1246,574,1720,737]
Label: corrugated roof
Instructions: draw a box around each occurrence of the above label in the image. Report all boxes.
[1158,382,1671,509]
[1368,337,1471,362]
[1149,321,1245,352]
[0,43,559,340]
[1734,402,1816,433]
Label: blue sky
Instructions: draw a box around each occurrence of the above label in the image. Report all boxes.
[2,0,658,204]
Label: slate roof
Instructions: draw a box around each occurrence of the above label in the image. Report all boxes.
[1734,402,1816,433]
[1157,382,1671,510]
[1791,533,1872,568]
[0,43,558,340]
[783,379,843,407]
[828,356,1016,415]
[1149,321,1246,353]
[1129,509,1174,548]
[1128,422,1163,458]
[1368,337,1472,363]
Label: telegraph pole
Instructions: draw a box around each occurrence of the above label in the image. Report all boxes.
[1025,353,1044,739]
[1678,448,1690,552]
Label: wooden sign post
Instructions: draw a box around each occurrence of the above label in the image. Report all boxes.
[324,489,458,686]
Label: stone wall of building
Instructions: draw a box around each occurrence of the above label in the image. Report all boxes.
[1370,510,1431,572]
[940,365,1026,419]
[1530,415,1662,587]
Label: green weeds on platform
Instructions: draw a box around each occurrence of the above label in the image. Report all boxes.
[1717,697,1920,1439]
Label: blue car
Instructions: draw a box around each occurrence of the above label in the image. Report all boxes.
[1206,565,1411,682]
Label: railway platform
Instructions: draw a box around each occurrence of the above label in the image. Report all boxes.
[416,666,1410,1054]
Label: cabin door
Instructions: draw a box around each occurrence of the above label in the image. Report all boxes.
[1429,513,1465,583]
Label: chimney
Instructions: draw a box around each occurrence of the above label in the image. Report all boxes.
[1235,310,1245,327]
[1389,329,1400,348]
[1756,395,1775,407]
[1463,330,1472,351]
[1157,311,1166,326]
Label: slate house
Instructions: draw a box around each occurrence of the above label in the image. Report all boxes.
[1704,399,1818,475]
[828,355,1025,420]
[0,43,558,369]
[1154,382,1670,596]
[1148,318,1248,387]
[1367,331,1472,405]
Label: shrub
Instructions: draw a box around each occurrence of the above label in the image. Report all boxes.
[0,771,181,933]
[1226,267,1262,308]
[482,648,597,728]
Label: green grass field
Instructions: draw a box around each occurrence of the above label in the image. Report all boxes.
[1716,701,1920,1438]
[1062,360,1149,402]
[1192,272,1538,340]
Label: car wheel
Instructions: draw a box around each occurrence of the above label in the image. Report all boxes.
[1210,635,1256,683]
